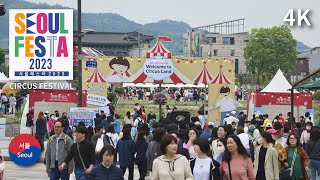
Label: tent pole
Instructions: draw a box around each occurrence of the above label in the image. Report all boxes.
[204,84,206,118]
[159,83,162,120]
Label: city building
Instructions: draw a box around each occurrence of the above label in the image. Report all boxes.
[183,19,249,75]
[290,57,309,83]
[298,47,320,73]
[74,31,155,57]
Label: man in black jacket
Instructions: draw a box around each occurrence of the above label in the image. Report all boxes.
[59,126,95,180]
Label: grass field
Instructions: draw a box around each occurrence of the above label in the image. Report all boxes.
[114,98,320,125]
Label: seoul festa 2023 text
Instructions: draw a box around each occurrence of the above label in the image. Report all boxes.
[9,9,73,80]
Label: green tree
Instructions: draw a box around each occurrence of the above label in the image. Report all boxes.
[244,26,297,82]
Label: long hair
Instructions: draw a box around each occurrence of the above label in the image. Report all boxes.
[38,111,44,119]
[310,126,320,141]
[222,134,250,162]
[184,128,198,144]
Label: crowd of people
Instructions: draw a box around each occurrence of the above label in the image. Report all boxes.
[0,93,24,114]
[28,103,320,180]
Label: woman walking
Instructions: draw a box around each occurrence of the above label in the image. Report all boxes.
[135,131,149,180]
[220,134,255,180]
[151,134,193,180]
[116,128,136,180]
[253,132,279,180]
[285,133,310,180]
[36,111,46,151]
[214,138,227,164]
[183,128,199,159]
[306,126,320,180]
[211,126,228,158]
[190,137,220,180]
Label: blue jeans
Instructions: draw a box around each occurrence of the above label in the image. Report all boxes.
[74,167,88,180]
[50,168,70,180]
[310,159,320,180]
[50,163,69,180]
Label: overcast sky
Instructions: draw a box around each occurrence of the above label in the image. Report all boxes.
[26,0,319,47]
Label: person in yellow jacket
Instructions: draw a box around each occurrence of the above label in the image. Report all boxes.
[262,114,273,130]
[266,128,287,171]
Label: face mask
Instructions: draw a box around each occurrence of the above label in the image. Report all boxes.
[217,146,225,153]
[50,116,55,119]
[102,130,105,133]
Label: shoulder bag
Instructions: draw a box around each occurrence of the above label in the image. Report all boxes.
[77,142,87,170]
[228,161,232,180]
[95,135,104,153]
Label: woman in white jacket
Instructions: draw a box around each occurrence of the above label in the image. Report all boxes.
[152,134,193,180]
[300,122,312,149]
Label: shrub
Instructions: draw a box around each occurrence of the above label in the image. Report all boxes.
[107,92,118,104]
[153,93,167,105]
[115,87,125,95]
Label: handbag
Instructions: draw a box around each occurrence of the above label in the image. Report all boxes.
[280,147,297,180]
[77,143,87,170]
[95,135,104,153]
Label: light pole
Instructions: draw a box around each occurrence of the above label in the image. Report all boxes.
[77,0,82,107]
[76,0,94,107]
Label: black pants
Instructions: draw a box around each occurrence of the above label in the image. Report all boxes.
[37,134,45,151]
[135,160,147,180]
[120,164,134,180]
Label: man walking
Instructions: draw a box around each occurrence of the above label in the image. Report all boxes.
[59,126,95,180]
[46,120,74,180]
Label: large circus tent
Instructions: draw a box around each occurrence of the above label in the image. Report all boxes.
[124,40,192,84]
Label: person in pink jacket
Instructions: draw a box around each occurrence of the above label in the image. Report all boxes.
[220,134,255,180]
[47,114,55,133]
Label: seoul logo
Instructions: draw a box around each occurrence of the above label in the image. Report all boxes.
[9,134,41,166]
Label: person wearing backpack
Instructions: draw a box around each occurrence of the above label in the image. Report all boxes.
[91,125,110,165]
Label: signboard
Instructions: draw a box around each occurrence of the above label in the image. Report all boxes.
[143,57,174,80]
[9,9,73,80]
[86,59,97,68]
[87,94,110,107]
[9,134,41,166]
[69,107,94,127]
[0,118,6,139]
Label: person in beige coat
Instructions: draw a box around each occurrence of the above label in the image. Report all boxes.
[253,132,279,180]
[152,134,193,180]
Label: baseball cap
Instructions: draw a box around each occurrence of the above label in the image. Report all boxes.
[231,111,236,115]
[204,124,210,129]
[266,128,278,135]
[226,114,230,117]
[45,111,49,114]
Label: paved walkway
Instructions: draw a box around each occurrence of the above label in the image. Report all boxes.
[1,138,151,179]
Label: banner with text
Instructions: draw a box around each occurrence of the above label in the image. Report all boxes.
[9,9,73,80]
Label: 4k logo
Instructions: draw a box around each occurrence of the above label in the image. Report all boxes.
[283,9,311,26]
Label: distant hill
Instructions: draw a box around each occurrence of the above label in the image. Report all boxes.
[296,41,311,53]
[0,0,312,55]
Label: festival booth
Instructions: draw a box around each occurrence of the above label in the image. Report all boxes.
[247,69,313,121]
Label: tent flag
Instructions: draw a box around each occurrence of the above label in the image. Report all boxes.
[158,36,173,42]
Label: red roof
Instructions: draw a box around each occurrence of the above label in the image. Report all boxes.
[146,41,172,58]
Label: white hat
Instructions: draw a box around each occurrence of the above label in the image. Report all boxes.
[231,111,236,115]
[45,111,49,114]
[226,114,230,117]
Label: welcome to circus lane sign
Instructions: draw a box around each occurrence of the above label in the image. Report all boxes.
[143,57,174,81]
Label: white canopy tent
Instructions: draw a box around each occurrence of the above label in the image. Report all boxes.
[261,69,298,93]
[0,72,9,83]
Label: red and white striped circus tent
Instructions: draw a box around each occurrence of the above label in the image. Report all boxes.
[125,37,192,84]
[193,65,214,84]
[211,67,233,84]
[86,69,106,83]
[146,40,172,59]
